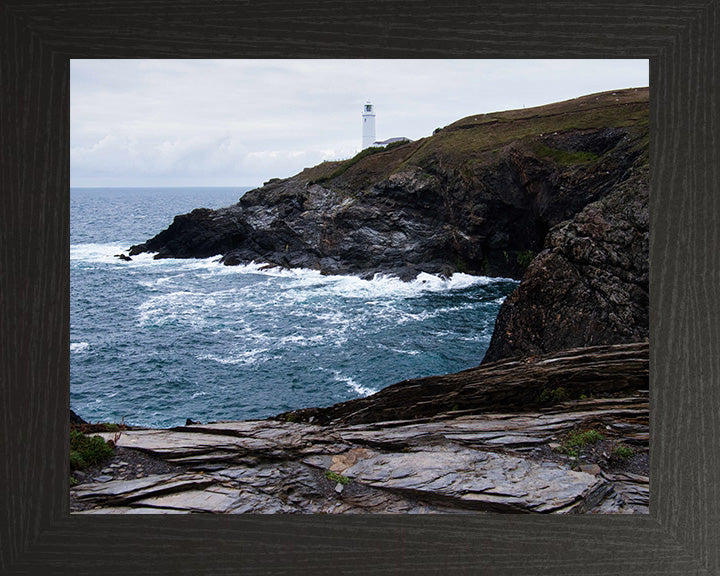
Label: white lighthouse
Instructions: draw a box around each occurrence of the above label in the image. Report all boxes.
[362,101,376,149]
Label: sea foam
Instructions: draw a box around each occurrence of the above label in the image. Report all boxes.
[70,342,90,353]
[71,243,130,263]
[333,372,377,397]
[73,244,513,296]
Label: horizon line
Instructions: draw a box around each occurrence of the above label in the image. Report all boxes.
[70,184,257,189]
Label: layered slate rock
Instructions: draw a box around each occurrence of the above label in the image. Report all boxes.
[332,394,649,452]
[72,343,648,515]
[304,447,610,513]
[73,473,213,506]
[128,89,649,282]
[277,342,648,425]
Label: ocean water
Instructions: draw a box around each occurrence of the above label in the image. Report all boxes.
[70,187,518,428]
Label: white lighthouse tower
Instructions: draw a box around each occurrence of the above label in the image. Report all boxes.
[362,101,376,149]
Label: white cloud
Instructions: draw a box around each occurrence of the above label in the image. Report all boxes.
[71,59,649,187]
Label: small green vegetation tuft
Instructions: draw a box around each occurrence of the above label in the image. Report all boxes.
[557,429,604,457]
[285,412,298,423]
[534,143,599,165]
[516,249,535,268]
[325,470,351,485]
[538,386,569,404]
[70,430,114,471]
[310,148,384,184]
[613,444,634,460]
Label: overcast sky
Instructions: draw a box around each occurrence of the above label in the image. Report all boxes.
[71,59,648,188]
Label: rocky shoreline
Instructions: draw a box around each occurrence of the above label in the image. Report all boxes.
[71,89,651,514]
[127,89,648,284]
[124,88,649,364]
[71,343,648,514]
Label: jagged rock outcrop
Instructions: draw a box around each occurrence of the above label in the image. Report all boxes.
[482,160,649,362]
[71,343,648,514]
[70,409,87,426]
[277,342,648,425]
[129,88,649,282]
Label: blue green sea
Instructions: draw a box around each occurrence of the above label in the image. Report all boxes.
[70,187,518,428]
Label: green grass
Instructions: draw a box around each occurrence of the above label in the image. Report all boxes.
[613,444,634,460]
[70,429,114,471]
[325,470,352,485]
[516,249,535,268]
[538,386,569,404]
[533,143,599,165]
[310,140,410,185]
[557,429,604,457]
[415,96,648,168]
[301,89,647,195]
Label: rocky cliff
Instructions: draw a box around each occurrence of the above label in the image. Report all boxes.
[129,88,649,284]
[483,159,649,362]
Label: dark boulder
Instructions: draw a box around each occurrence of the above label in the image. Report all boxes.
[70,409,87,426]
[129,207,254,260]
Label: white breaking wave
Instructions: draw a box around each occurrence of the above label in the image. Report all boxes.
[197,349,274,366]
[70,342,90,353]
[333,372,377,397]
[71,243,130,263]
[73,243,516,296]
[293,270,512,300]
[137,275,181,288]
[137,290,210,327]
[277,334,325,347]
[70,243,225,270]
[378,344,421,356]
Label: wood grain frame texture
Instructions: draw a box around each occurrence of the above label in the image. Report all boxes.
[1,0,718,574]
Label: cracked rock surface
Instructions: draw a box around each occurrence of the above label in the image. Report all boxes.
[72,343,648,514]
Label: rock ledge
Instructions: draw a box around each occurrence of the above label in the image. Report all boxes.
[72,343,648,514]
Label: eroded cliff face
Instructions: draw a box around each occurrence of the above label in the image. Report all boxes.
[482,161,649,363]
[129,88,649,283]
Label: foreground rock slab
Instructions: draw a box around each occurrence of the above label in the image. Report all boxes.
[304,446,610,513]
[72,343,648,514]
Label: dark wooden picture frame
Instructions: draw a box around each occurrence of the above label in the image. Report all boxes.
[1,1,718,574]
